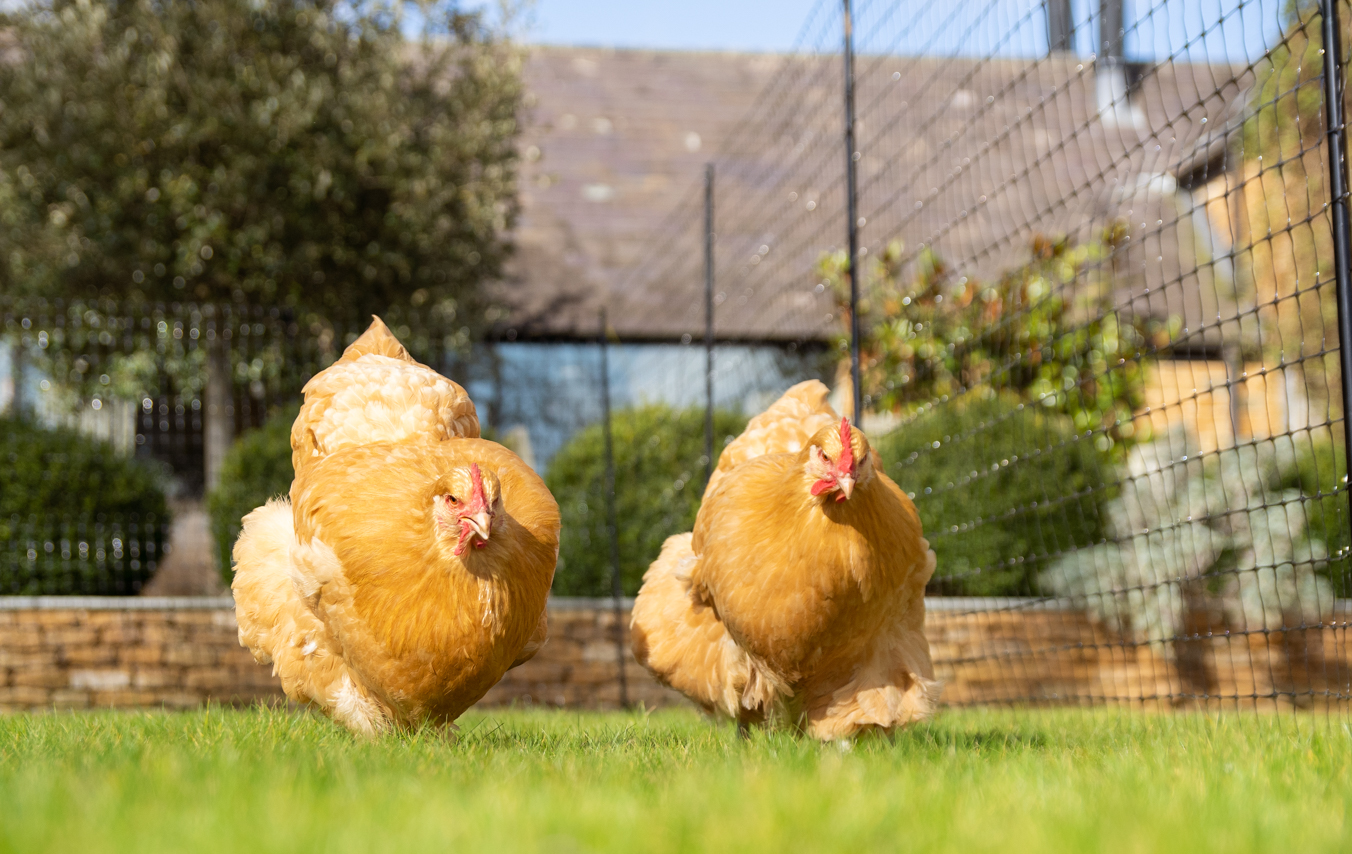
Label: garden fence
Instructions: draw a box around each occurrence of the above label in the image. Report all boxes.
[4,0,1352,713]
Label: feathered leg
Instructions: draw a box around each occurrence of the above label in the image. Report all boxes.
[231,499,394,737]
[630,533,757,719]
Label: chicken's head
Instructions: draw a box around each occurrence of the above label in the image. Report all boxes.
[805,417,873,502]
[433,463,502,556]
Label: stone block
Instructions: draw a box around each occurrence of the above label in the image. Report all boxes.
[0,685,51,706]
[44,627,99,648]
[0,627,44,650]
[98,625,142,645]
[50,689,91,709]
[0,649,58,668]
[119,646,165,665]
[64,646,120,666]
[140,624,177,646]
[32,611,79,628]
[12,670,69,689]
[185,668,240,691]
[164,646,217,667]
[69,669,132,691]
[157,692,205,709]
[91,690,159,707]
[132,668,177,689]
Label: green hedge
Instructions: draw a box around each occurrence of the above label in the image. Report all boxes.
[875,394,1108,597]
[207,404,298,584]
[546,404,748,597]
[0,416,170,594]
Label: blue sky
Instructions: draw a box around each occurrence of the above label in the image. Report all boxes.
[521,0,1289,64]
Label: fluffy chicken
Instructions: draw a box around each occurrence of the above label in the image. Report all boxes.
[630,380,939,740]
[231,318,558,736]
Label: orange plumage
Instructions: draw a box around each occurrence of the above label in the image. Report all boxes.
[631,380,939,740]
[231,318,558,736]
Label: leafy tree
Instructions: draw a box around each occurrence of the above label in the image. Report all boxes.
[0,0,522,485]
[0,0,522,329]
[819,232,1174,462]
[546,404,748,597]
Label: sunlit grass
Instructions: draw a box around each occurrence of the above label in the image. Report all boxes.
[0,705,1347,853]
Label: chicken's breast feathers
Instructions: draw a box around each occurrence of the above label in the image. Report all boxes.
[289,438,559,724]
[705,380,839,498]
[291,318,479,475]
[689,451,936,716]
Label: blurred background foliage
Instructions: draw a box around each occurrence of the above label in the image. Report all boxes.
[0,0,522,333]
[1,416,169,593]
[819,231,1178,463]
[547,404,747,597]
[876,393,1107,597]
[206,403,297,584]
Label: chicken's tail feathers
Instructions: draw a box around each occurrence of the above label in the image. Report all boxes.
[630,533,751,718]
[339,316,414,364]
[231,498,394,737]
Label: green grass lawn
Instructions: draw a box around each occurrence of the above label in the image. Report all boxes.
[0,706,1347,853]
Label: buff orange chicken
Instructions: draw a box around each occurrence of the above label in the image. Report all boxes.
[631,380,939,740]
[231,318,558,736]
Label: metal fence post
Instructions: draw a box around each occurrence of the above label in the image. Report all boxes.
[842,0,863,421]
[1322,0,1352,536]
[598,307,629,709]
[704,163,716,489]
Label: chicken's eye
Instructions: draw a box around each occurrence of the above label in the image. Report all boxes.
[446,494,459,504]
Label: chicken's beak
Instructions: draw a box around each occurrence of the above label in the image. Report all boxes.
[465,510,493,542]
[836,474,855,501]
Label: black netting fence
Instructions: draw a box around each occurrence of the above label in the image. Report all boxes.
[4,0,1352,713]
[569,0,1352,712]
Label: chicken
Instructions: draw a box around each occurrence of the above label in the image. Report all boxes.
[231,318,558,736]
[630,380,939,740]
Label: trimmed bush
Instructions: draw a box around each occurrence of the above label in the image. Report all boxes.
[875,393,1108,597]
[207,404,298,584]
[0,416,170,594]
[546,404,748,597]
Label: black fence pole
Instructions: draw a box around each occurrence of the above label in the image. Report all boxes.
[704,163,716,488]
[1322,0,1352,540]
[598,307,629,709]
[842,0,863,421]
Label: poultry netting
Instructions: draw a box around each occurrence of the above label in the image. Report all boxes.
[3,0,1351,713]
[579,0,1352,714]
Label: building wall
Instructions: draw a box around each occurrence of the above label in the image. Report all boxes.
[1,597,1346,714]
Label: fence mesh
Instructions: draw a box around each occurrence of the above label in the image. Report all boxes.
[586,0,1352,712]
[3,0,1351,712]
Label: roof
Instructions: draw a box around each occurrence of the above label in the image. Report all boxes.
[500,47,1251,346]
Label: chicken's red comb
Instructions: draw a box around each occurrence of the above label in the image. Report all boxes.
[838,417,855,474]
[468,463,488,509]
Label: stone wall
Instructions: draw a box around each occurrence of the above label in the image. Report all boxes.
[1,597,1348,713]
[0,598,277,710]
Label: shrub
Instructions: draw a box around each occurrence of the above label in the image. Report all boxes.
[1043,428,1335,648]
[0,416,170,594]
[875,393,1108,597]
[207,404,298,584]
[546,404,748,597]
